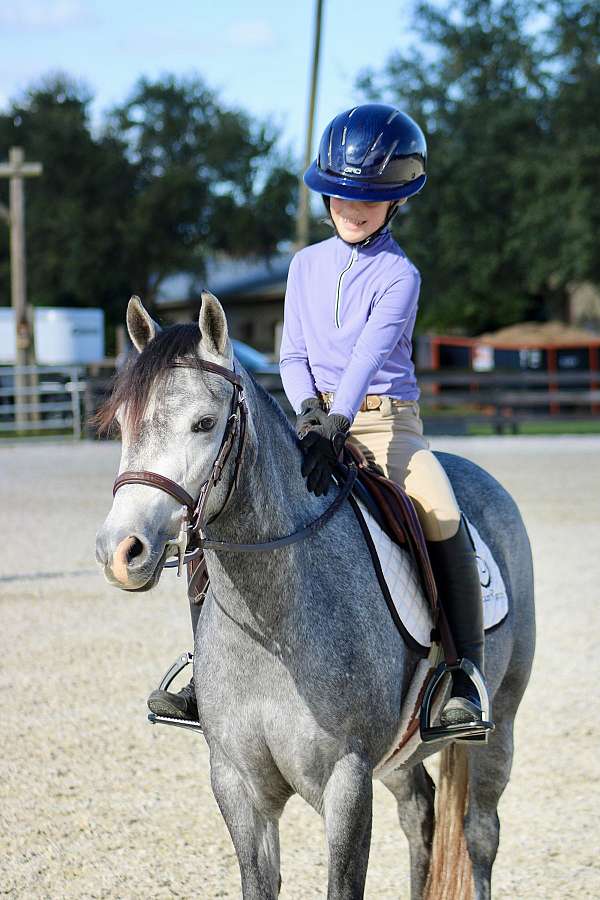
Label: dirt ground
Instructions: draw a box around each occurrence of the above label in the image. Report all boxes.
[1,437,599,899]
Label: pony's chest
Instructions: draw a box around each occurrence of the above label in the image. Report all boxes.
[195,637,321,759]
[194,612,292,709]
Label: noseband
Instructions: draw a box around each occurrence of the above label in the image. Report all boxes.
[112,357,356,573]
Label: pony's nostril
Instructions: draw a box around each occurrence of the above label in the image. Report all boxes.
[112,534,148,584]
[127,536,145,563]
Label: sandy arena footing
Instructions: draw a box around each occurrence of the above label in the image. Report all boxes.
[1,437,598,898]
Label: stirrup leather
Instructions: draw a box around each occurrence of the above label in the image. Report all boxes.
[147,651,203,734]
[420,658,495,744]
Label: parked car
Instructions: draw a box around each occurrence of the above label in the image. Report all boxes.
[231,339,279,375]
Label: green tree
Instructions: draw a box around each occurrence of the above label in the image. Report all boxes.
[0,74,134,326]
[358,0,599,333]
[0,73,298,329]
[108,75,297,299]
[511,1,600,303]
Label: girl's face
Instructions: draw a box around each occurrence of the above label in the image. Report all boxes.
[329,197,402,243]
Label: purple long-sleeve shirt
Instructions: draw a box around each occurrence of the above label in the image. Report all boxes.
[279,229,421,422]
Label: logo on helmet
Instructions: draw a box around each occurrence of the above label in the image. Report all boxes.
[343,166,362,175]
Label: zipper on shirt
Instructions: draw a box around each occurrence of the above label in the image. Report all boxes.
[334,247,358,328]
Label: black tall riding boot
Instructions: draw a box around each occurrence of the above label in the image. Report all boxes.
[427,517,487,727]
[147,555,208,721]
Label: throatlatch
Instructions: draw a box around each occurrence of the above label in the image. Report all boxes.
[420,658,494,743]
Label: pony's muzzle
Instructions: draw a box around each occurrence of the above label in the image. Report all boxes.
[96,529,153,587]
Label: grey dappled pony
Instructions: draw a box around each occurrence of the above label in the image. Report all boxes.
[96,294,535,900]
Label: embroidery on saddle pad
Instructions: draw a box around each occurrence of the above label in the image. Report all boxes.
[354,501,509,651]
[465,517,509,630]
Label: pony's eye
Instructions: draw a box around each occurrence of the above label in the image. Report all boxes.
[192,416,216,433]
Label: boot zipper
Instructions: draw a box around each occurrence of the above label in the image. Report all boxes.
[334,247,358,328]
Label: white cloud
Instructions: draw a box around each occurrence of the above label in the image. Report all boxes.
[226,20,276,51]
[0,0,95,30]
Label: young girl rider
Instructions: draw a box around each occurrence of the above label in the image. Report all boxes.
[148,103,490,732]
[279,103,489,731]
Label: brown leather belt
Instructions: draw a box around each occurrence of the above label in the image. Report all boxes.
[319,391,387,412]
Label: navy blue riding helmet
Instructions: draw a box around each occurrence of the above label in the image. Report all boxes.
[304,103,427,203]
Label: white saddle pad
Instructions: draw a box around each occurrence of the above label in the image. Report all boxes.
[356,501,508,651]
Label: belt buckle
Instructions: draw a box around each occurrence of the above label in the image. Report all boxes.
[320,391,334,411]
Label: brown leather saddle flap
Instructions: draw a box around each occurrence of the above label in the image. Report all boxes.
[344,443,458,663]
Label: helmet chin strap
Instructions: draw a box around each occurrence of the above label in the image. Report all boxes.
[322,196,400,246]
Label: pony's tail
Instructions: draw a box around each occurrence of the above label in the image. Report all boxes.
[424,743,474,900]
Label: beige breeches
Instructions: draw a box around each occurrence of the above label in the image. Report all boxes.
[347,401,461,542]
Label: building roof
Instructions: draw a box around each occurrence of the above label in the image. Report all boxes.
[156,253,293,309]
[477,320,600,346]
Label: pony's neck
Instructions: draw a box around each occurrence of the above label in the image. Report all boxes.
[209,376,317,546]
[203,377,323,618]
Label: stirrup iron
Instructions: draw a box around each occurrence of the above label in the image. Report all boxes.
[420,658,495,744]
[147,651,203,734]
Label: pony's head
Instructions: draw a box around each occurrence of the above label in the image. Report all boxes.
[95,292,241,591]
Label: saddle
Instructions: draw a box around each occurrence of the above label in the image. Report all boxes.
[344,444,497,746]
[343,442,458,666]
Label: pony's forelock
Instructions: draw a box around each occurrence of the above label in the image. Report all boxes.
[93,324,203,438]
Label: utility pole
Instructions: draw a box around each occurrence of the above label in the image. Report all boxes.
[0,147,43,427]
[295,0,324,250]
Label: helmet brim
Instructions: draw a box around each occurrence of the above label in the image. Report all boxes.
[303,161,426,202]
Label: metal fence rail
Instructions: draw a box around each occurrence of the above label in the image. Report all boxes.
[418,369,600,433]
[0,365,85,437]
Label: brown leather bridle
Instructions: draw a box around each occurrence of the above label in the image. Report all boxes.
[112,357,357,574]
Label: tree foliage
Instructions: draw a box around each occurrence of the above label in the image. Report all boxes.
[358,0,600,333]
[0,75,133,324]
[0,73,297,327]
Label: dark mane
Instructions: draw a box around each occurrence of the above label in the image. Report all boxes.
[94,324,202,437]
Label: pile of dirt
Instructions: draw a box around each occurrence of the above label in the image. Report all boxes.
[478,320,600,346]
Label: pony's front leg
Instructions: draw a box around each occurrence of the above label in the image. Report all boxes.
[323,752,373,900]
[209,746,283,899]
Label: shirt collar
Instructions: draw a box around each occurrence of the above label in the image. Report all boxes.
[336,228,392,253]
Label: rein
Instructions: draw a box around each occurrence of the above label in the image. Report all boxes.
[112,357,356,570]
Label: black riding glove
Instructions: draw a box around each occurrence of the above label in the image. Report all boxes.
[295,397,328,438]
[300,414,351,497]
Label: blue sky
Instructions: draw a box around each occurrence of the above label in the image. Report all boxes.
[0,0,418,160]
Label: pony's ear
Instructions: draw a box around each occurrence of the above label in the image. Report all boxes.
[198,290,229,358]
[126,295,161,353]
